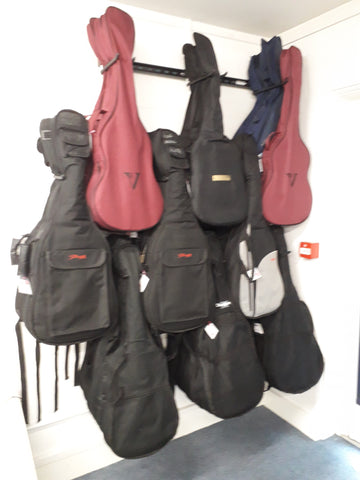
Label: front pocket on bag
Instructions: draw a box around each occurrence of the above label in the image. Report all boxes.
[159,248,209,330]
[46,248,111,337]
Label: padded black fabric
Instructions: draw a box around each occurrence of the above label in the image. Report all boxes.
[180,33,247,227]
[15,110,116,345]
[169,232,265,418]
[80,237,178,459]
[253,226,324,393]
[143,129,215,333]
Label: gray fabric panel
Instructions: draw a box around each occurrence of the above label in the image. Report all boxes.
[239,249,284,318]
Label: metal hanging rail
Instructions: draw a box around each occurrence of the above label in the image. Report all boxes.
[132,61,250,89]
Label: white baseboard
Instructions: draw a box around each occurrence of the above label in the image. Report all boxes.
[1,397,37,480]
[262,389,336,441]
[29,388,221,480]
[29,388,337,480]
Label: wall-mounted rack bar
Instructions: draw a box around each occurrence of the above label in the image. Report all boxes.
[132,61,250,89]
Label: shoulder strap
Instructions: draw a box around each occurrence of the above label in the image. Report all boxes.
[234,133,264,228]
[65,345,70,380]
[74,343,80,386]
[207,233,231,304]
[271,226,298,299]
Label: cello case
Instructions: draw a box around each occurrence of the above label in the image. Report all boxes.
[261,46,312,225]
[80,236,178,458]
[168,232,265,419]
[86,7,163,231]
[142,129,215,333]
[182,33,247,227]
[14,110,116,345]
[226,134,284,319]
[253,226,324,393]
[234,36,283,154]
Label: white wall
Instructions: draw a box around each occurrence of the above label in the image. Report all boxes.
[1,1,261,478]
[263,0,360,440]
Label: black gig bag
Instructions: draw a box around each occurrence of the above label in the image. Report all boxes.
[253,226,324,393]
[14,110,116,345]
[168,232,265,418]
[142,129,215,333]
[226,134,284,319]
[80,237,178,459]
[181,33,247,226]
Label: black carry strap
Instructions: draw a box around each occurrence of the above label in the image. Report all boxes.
[74,343,80,386]
[16,326,82,423]
[271,225,296,298]
[208,233,232,305]
[35,340,41,422]
[212,256,230,305]
[64,343,80,385]
[54,346,59,412]
[165,333,183,362]
[65,345,70,380]
[15,320,29,424]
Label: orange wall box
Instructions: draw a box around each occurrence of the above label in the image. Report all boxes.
[299,242,319,259]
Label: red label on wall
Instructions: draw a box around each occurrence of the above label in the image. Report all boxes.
[299,242,319,259]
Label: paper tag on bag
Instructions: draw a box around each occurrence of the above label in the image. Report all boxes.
[204,322,219,340]
[215,300,232,309]
[139,271,150,292]
[253,323,264,335]
[18,276,33,295]
[246,267,262,281]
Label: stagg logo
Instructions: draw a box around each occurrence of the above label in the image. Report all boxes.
[286,173,298,187]
[124,172,140,189]
[68,254,87,260]
[178,253,193,258]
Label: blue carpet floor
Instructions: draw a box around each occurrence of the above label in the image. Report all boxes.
[75,406,360,480]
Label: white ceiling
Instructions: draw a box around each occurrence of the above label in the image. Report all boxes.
[117,0,351,36]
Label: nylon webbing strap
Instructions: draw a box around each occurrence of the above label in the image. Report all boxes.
[271,225,297,299]
[35,341,41,422]
[74,343,80,386]
[54,346,59,412]
[65,345,70,380]
[208,234,231,304]
[15,321,29,424]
